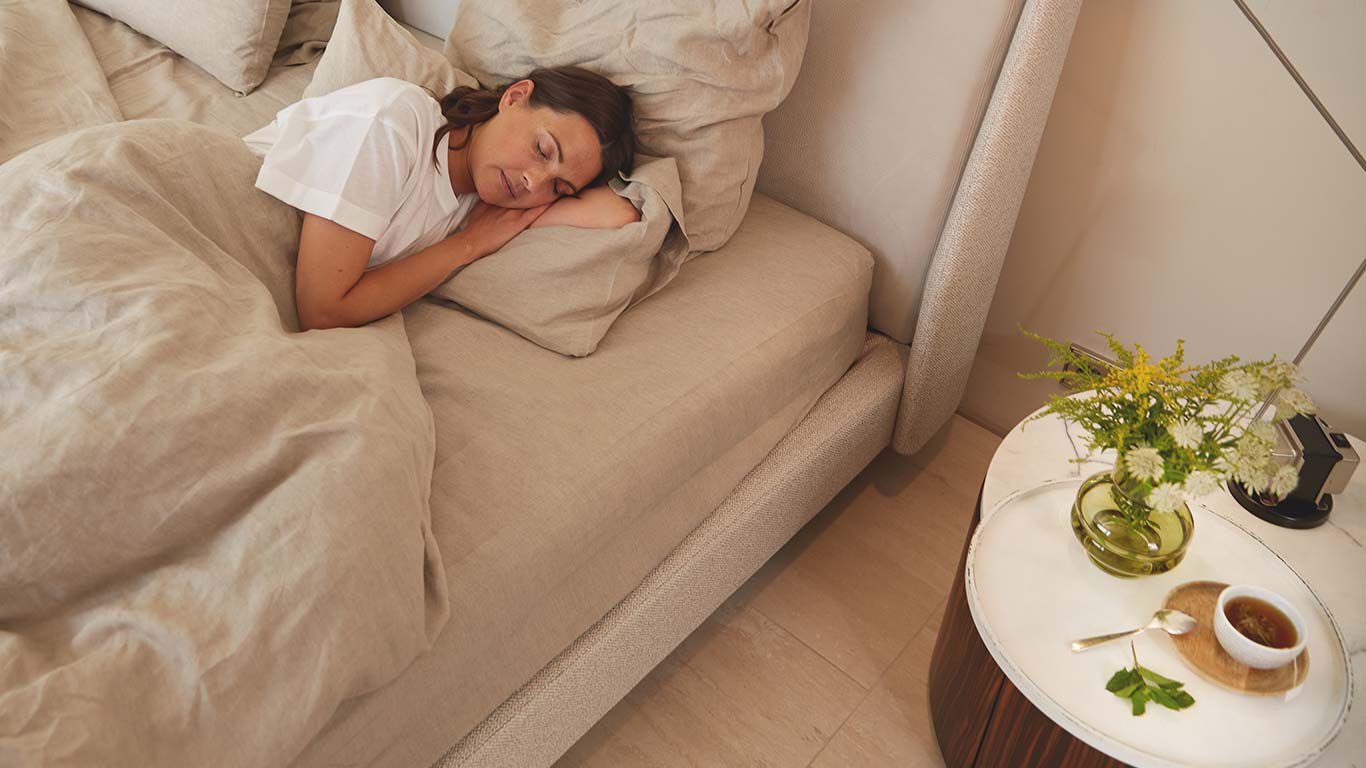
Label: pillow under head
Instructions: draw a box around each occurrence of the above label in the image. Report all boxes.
[429,155,686,357]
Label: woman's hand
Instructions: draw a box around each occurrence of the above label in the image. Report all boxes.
[462,200,551,258]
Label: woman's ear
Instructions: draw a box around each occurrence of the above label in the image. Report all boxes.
[500,79,535,112]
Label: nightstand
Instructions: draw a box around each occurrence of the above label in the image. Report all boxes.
[927,402,1365,767]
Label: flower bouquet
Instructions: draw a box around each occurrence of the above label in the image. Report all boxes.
[1017,326,1317,577]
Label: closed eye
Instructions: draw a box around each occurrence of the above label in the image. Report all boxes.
[535,139,575,197]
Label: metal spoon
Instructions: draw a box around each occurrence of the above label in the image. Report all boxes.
[1070,609,1198,652]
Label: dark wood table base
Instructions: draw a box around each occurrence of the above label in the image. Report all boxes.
[927,485,1129,768]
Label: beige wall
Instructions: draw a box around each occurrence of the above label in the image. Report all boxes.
[960,0,1366,440]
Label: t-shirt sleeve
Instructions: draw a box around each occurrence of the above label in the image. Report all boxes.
[253,94,420,241]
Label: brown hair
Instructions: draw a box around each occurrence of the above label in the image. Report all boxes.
[425,66,635,189]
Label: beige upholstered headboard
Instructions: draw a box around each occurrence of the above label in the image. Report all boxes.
[758,0,1083,452]
[756,0,1028,345]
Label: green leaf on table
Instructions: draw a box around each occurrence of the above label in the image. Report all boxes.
[1113,682,1141,698]
[1168,689,1196,709]
[1147,687,1180,709]
[1138,664,1184,690]
[1104,644,1196,716]
[1106,668,1140,693]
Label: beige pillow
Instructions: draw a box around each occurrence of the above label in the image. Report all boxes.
[443,0,811,255]
[302,0,476,99]
[301,0,689,356]
[430,155,686,357]
[73,0,290,95]
[274,0,340,67]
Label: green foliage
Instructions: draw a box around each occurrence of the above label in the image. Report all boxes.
[1105,644,1196,716]
[1015,323,1314,518]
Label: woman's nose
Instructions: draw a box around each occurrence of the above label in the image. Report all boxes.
[523,167,549,193]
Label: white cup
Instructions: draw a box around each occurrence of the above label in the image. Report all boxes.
[1214,584,1308,670]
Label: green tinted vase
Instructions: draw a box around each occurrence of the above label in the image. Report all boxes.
[1071,469,1194,578]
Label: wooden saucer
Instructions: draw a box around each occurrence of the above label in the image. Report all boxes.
[1163,580,1309,696]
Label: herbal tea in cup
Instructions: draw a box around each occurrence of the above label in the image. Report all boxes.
[1213,585,1308,670]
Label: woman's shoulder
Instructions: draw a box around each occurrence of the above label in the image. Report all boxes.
[292,80,441,158]
[311,78,437,123]
[353,76,430,101]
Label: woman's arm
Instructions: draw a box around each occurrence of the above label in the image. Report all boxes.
[294,214,471,331]
[295,202,547,331]
[529,186,641,230]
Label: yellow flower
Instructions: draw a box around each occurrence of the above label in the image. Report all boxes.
[1104,349,1181,397]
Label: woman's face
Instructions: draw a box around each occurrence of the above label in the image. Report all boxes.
[468,80,603,209]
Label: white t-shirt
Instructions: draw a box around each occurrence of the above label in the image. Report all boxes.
[242,77,477,271]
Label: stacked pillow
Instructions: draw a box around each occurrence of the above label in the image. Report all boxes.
[72,1,340,92]
[73,0,292,94]
[301,0,688,357]
[444,0,812,255]
[301,0,477,99]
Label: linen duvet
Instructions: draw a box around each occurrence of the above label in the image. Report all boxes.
[0,118,450,766]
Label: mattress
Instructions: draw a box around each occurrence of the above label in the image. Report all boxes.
[62,8,874,767]
[296,195,871,767]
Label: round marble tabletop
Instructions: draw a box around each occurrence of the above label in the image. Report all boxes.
[976,403,1365,767]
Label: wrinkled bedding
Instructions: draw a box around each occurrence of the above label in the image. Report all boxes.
[0,4,870,768]
[0,0,123,165]
[0,118,449,766]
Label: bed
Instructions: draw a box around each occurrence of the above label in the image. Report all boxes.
[0,1,1083,766]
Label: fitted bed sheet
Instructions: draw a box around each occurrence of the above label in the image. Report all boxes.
[69,10,874,767]
[295,195,872,767]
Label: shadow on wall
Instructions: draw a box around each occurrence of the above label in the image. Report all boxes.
[961,0,1138,436]
[757,0,1033,346]
[756,0,918,333]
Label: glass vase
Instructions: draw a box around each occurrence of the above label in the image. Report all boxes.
[1071,469,1194,578]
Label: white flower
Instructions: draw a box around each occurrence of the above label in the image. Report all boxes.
[1245,468,1273,494]
[1148,483,1187,514]
[1237,426,1273,455]
[1123,446,1165,483]
[1246,420,1278,446]
[1229,444,1272,491]
[1232,448,1273,492]
[1219,370,1259,402]
[1268,464,1300,498]
[1262,361,1305,388]
[1228,446,1259,476]
[1168,419,1204,450]
[1183,470,1223,498]
[1212,455,1233,476]
[1274,387,1316,419]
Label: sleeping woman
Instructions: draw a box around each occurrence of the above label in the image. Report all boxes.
[243,66,639,331]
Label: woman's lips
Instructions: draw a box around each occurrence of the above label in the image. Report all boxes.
[500,170,515,200]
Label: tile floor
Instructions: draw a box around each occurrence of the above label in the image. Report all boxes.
[554,414,1005,767]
